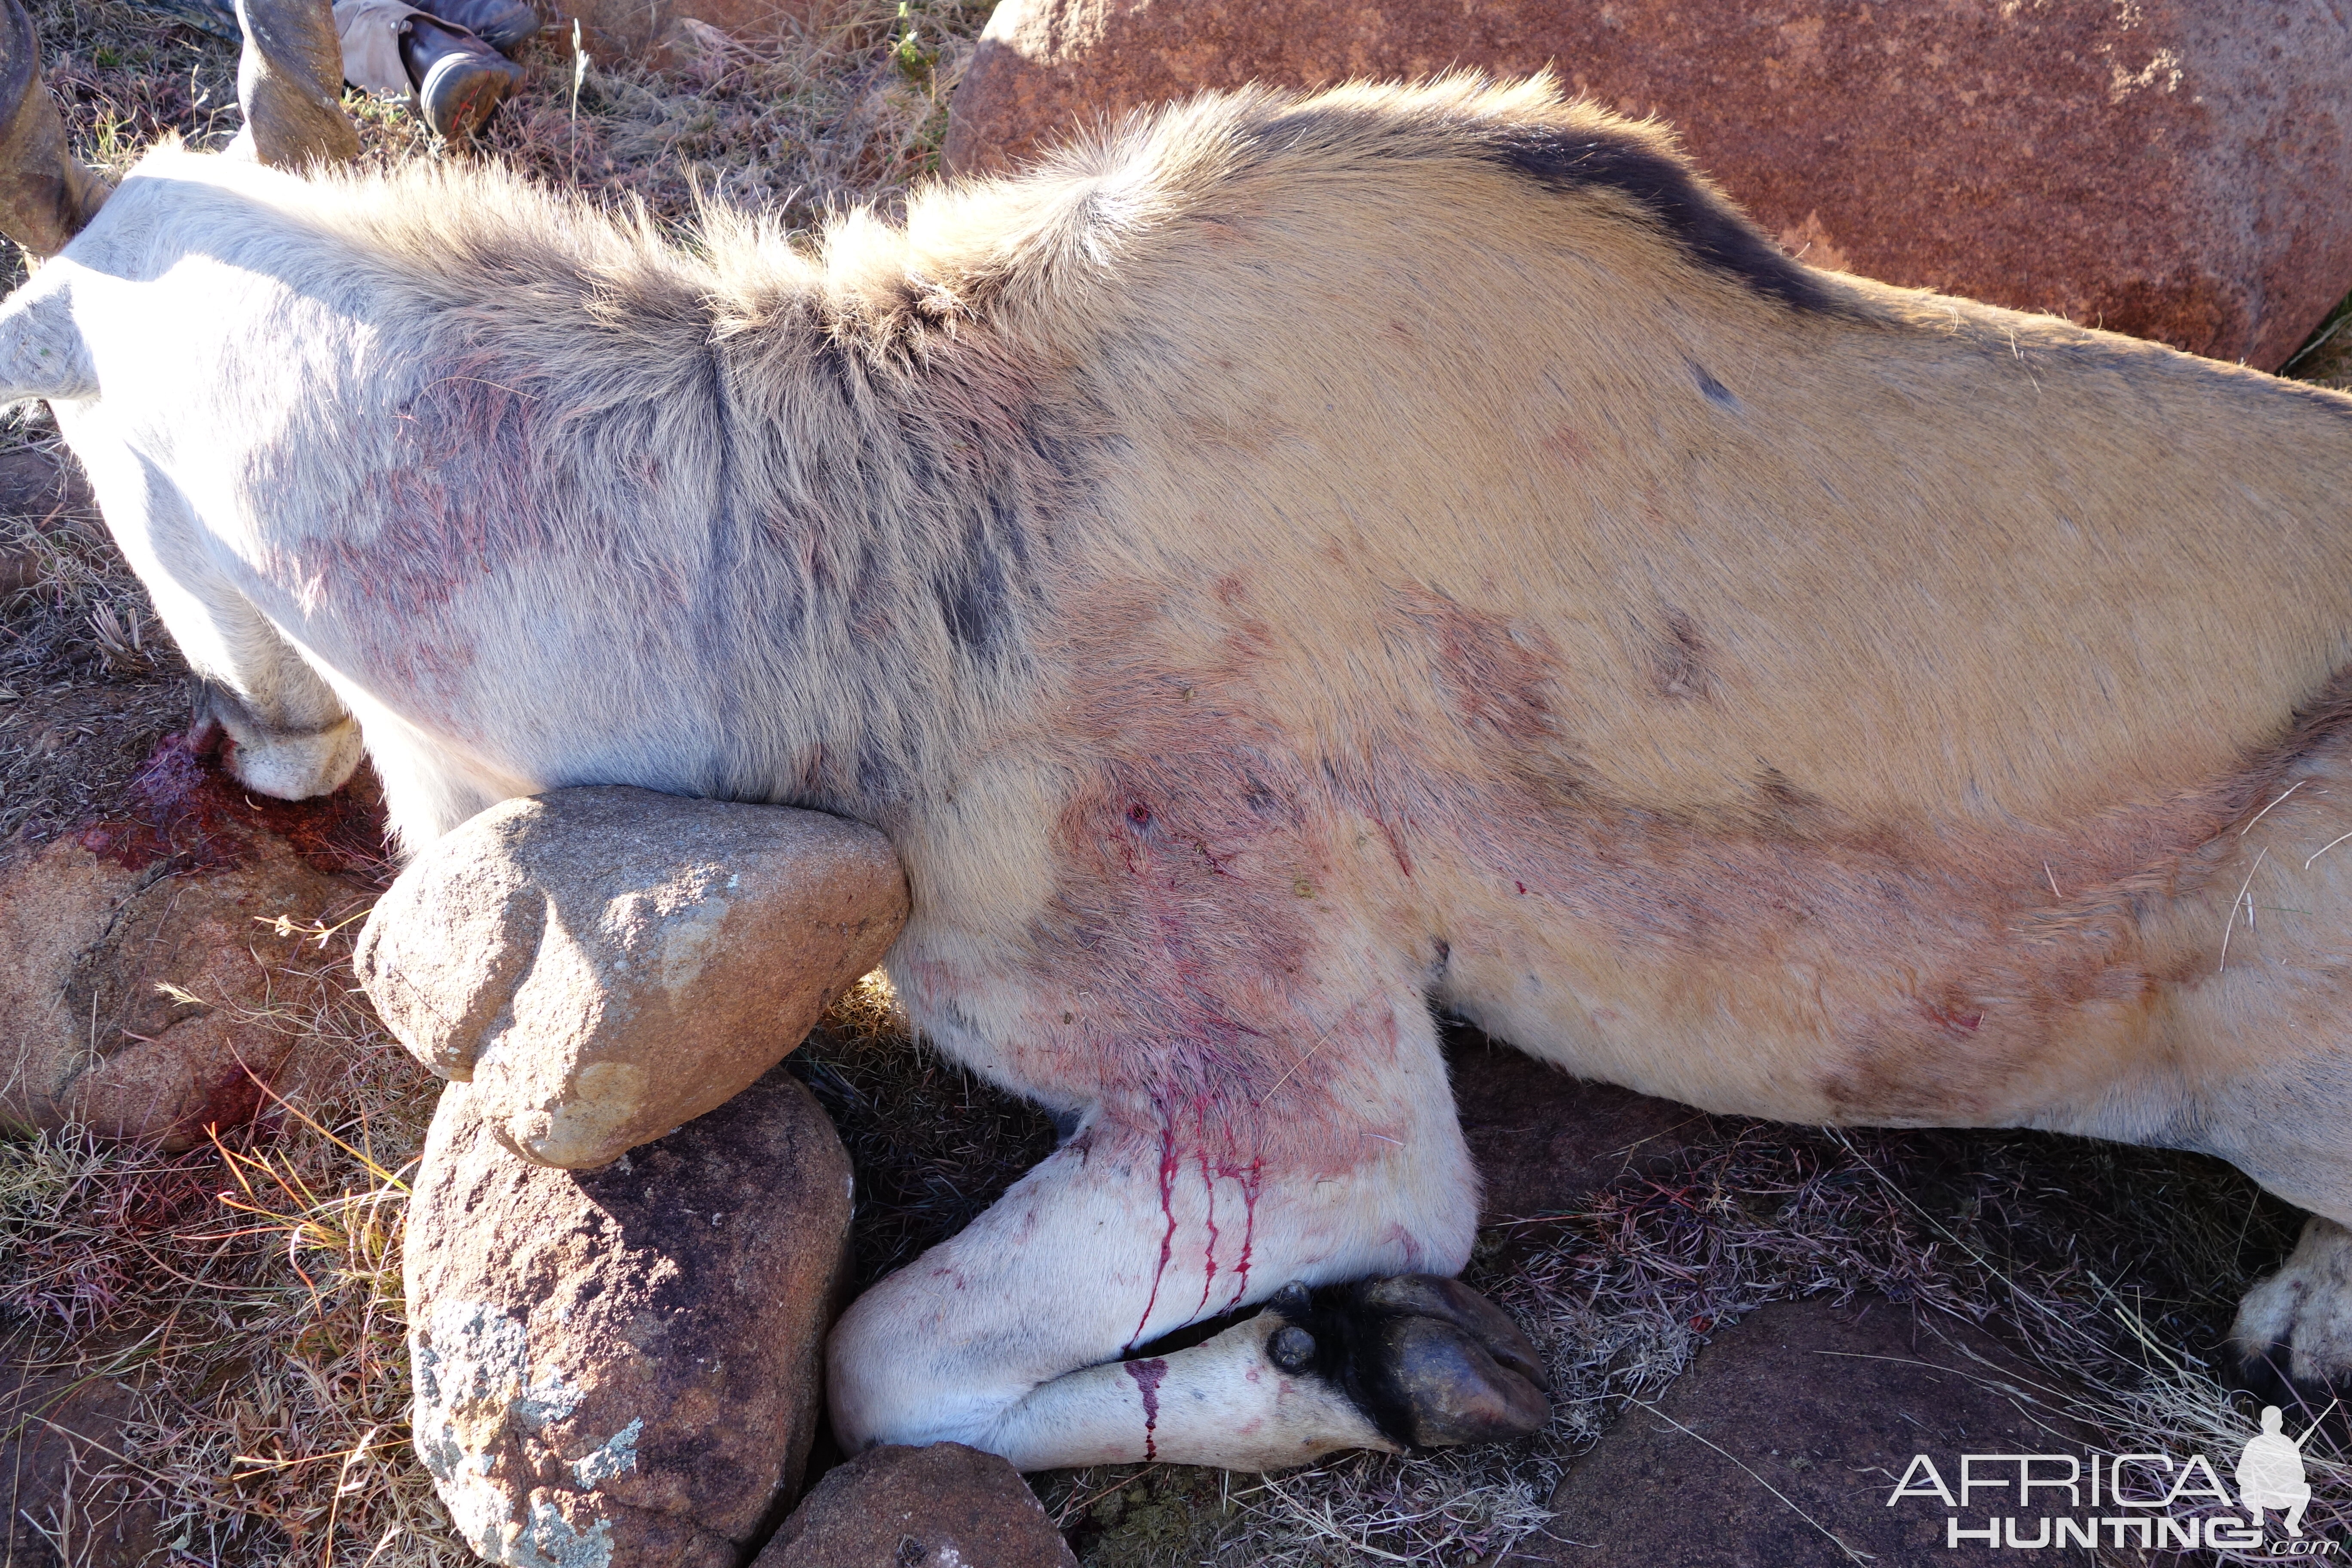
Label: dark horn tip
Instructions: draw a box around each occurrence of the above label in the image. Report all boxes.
[0,0,111,256]
[234,0,360,169]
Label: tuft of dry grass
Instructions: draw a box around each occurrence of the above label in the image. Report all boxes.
[466,0,983,229]
[4,0,987,232]
[15,0,241,186]
[0,951,459,1568]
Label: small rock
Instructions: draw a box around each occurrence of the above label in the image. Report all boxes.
[406,1064,852,1568]
[0,830,362,1148]
[755,1444,1079,1568]
[0,1361,159,1568]
[945,0,2352,371]
[356,786,906,1170]
[0,445,95,528]
[1525,1297,2095,1565]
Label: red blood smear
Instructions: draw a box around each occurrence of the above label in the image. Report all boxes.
[1225,1158,1262,1312]
[1192,1150,1220,1319]
[1921,998,1985,1034]
[75,731,390,885]
[1124,1357,1168,1461]
[1126,1124,1181,1353]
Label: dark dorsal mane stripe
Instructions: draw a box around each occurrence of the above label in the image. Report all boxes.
[1479,126,1847,316]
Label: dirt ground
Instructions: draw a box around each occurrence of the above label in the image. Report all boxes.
[0,3,2350,1565]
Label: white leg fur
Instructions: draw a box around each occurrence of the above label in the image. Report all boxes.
[962,1309,1399,1473]
[2233,1216,2352,1402]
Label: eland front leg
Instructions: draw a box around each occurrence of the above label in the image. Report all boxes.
[824,995,1547,1472]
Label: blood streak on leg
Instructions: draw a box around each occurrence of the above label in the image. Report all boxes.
[1224,1158,1262,1312]
[1124,1357,1168,1461]
[1127,1123,1181,1353]
[1193,1149,1220,1319]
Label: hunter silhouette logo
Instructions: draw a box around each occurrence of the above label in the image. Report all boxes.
[1884,1405,2337,1553]
[2238,1406,2316,1538]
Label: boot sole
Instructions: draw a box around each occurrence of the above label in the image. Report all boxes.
[420,60,517,141]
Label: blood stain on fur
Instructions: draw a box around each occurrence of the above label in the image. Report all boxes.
[1226,1157,1263,1311]
[1124,1357,1168,1460]
[1127,1124,1182,1353]
[1194,1150,1220,1319]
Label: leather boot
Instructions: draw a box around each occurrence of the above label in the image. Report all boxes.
[411,0,539,54]
[400,16,523,141]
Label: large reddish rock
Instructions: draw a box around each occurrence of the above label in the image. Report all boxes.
[356,786,907,1171]
[0,736,381,1147]
[405,1064,853,1568]
[1522,1297,2099,1566]
[754,1444,1079,1568]
[945,0,2352,371]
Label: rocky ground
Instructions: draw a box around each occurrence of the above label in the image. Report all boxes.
[1,0,2351,1564]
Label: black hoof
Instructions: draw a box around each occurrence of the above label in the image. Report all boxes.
[1265,1274,1550,1449]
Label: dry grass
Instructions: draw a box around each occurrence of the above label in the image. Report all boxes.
[0,942,459,1568]
[6,0,983,228]
[1,2,2350,1563]
[466,0,978,227]
[0,409,190,850]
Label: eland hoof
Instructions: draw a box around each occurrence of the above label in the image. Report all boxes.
[1265,1274,1550,1449]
